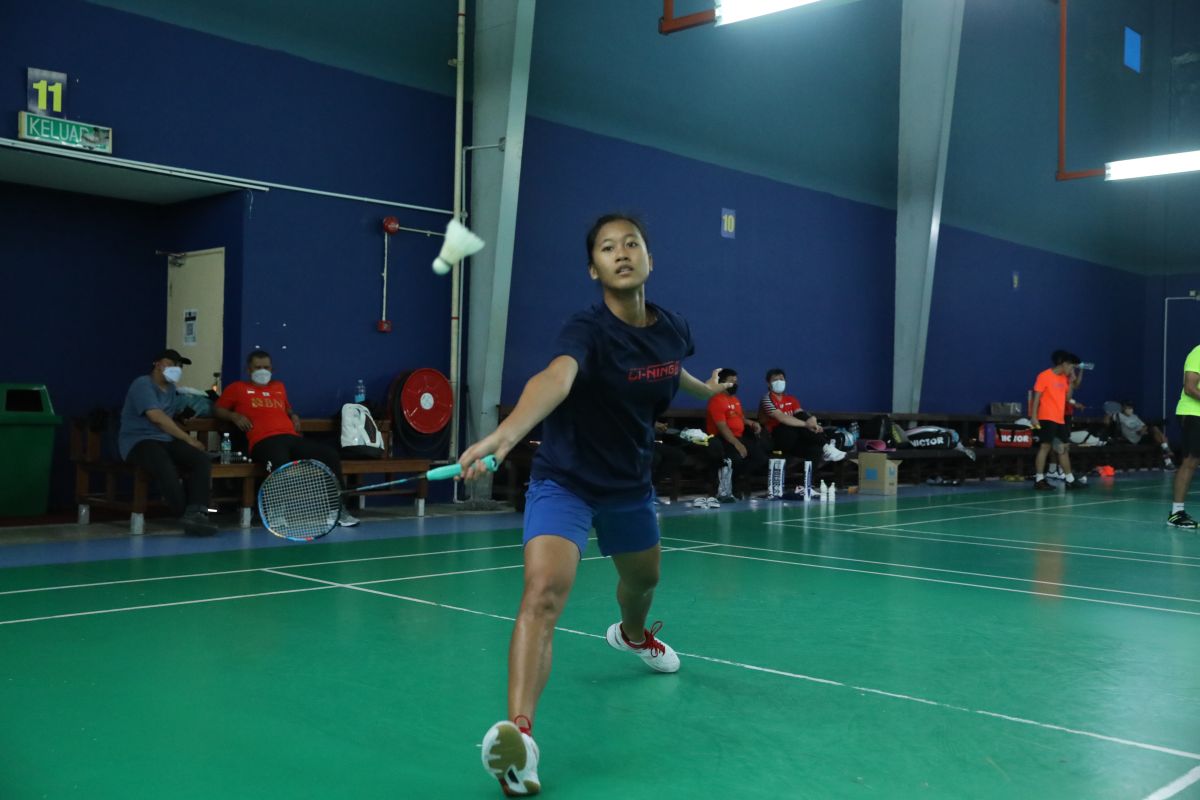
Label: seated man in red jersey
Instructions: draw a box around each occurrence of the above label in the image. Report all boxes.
[216,349,359,526]
[758,367,845,464]
[705,368,766,501]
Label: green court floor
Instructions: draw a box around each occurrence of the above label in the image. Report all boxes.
[2,478,1198,798]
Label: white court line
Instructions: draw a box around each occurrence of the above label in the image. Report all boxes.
[5,551,1196,764]
[1011,509,1185,526]
[256,567,1200,764]
[860,498,1134,528]
[659,536,1200,606]
[762,494,1062,525]
[339,543,720,589]
[0,541,529,596]
[0,544,719,625]
[0,585,334,625]
[1142,766,1200,800]
[671,546,1200,617]
[775,519,1200,569]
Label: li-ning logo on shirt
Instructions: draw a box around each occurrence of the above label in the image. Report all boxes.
[628,361,680,382]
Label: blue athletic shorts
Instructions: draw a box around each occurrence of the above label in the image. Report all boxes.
[522,479,660,557]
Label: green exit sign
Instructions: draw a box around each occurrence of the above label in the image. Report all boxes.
[17,111,113,154]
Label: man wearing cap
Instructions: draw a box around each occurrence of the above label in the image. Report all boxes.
[118,349,217,535]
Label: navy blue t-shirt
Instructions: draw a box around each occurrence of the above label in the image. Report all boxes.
[531,302,695,503]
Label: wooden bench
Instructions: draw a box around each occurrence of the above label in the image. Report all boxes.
[71,417,431,534]
[488,405,1173,506]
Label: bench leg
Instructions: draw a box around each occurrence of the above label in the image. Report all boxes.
[130,513,145,535]
[240,507,252,528]
[77,503,90,525]
[416,498,425,517]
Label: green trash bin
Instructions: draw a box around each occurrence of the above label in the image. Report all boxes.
[0,384,63,517]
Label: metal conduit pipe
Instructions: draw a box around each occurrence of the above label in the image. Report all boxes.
[449,0,468,464]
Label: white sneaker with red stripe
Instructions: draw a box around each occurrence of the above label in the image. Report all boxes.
[481,717,540,796]
[605,621,680,673]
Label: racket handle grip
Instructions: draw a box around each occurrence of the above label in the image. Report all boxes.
[426,455,499,481]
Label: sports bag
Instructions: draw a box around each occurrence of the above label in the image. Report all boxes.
[340,403,386,458]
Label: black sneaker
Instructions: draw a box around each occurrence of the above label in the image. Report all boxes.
[1034,479,1053,491]
[1168,510,1199,529]
[180,511,218,536]
[1064,480,1086,491]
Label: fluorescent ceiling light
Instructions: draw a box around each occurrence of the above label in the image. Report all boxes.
[1105,150,1200,181]
[715,0,825,26]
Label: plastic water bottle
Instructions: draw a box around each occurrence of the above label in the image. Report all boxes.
[1078,362,1095,371]
[354,379,366,404]
[220,433,232,465]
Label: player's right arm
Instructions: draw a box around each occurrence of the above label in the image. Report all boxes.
[1184,371,1200,404]
[213,384,253,431]
[145,408,206,451]
[714,420,747,458]
[459,355,579,478]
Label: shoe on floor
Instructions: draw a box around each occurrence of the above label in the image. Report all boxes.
[337,508,360,527]
[822,443,847,462]
[705,496,722,509]
[606,621,680,673]
[481,719,540,796]
[716,495,737,504]
[1168,510,1199,529]
[1034,479,1053,491]
[1064,479,1086,491]
[180,510,218,536]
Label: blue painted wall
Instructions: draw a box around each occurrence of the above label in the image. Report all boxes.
[0,0,458,509]
[1,0,1176,514]
[923,227,1147,415]
[505,117,897,415]
[1,1,457,408]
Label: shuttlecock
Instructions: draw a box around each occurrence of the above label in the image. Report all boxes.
[433,218,485,275]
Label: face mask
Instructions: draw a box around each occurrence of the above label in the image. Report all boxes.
[251,369,272,386]
[163,366,182,384]
[770,379,786,394]
[726,383,738,396]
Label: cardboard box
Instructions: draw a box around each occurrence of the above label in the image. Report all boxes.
[858,452,901,495]
[989,402,1023,416]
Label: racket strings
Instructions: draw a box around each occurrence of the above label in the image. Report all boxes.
[260,460,341,541]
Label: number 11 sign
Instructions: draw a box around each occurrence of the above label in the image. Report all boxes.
[27,68,67,118]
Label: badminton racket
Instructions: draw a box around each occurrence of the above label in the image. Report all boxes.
[257,455,499,541]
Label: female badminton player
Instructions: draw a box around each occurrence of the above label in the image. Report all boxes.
[458,214,728,796]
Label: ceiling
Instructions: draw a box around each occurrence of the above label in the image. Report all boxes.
[86,0,1200,274]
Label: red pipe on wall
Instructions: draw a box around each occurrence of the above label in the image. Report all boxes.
[660,0,716,35]
[1057,0,1104,181]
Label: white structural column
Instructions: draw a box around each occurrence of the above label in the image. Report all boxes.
[893,0,964,412]
[465,0,535,495]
